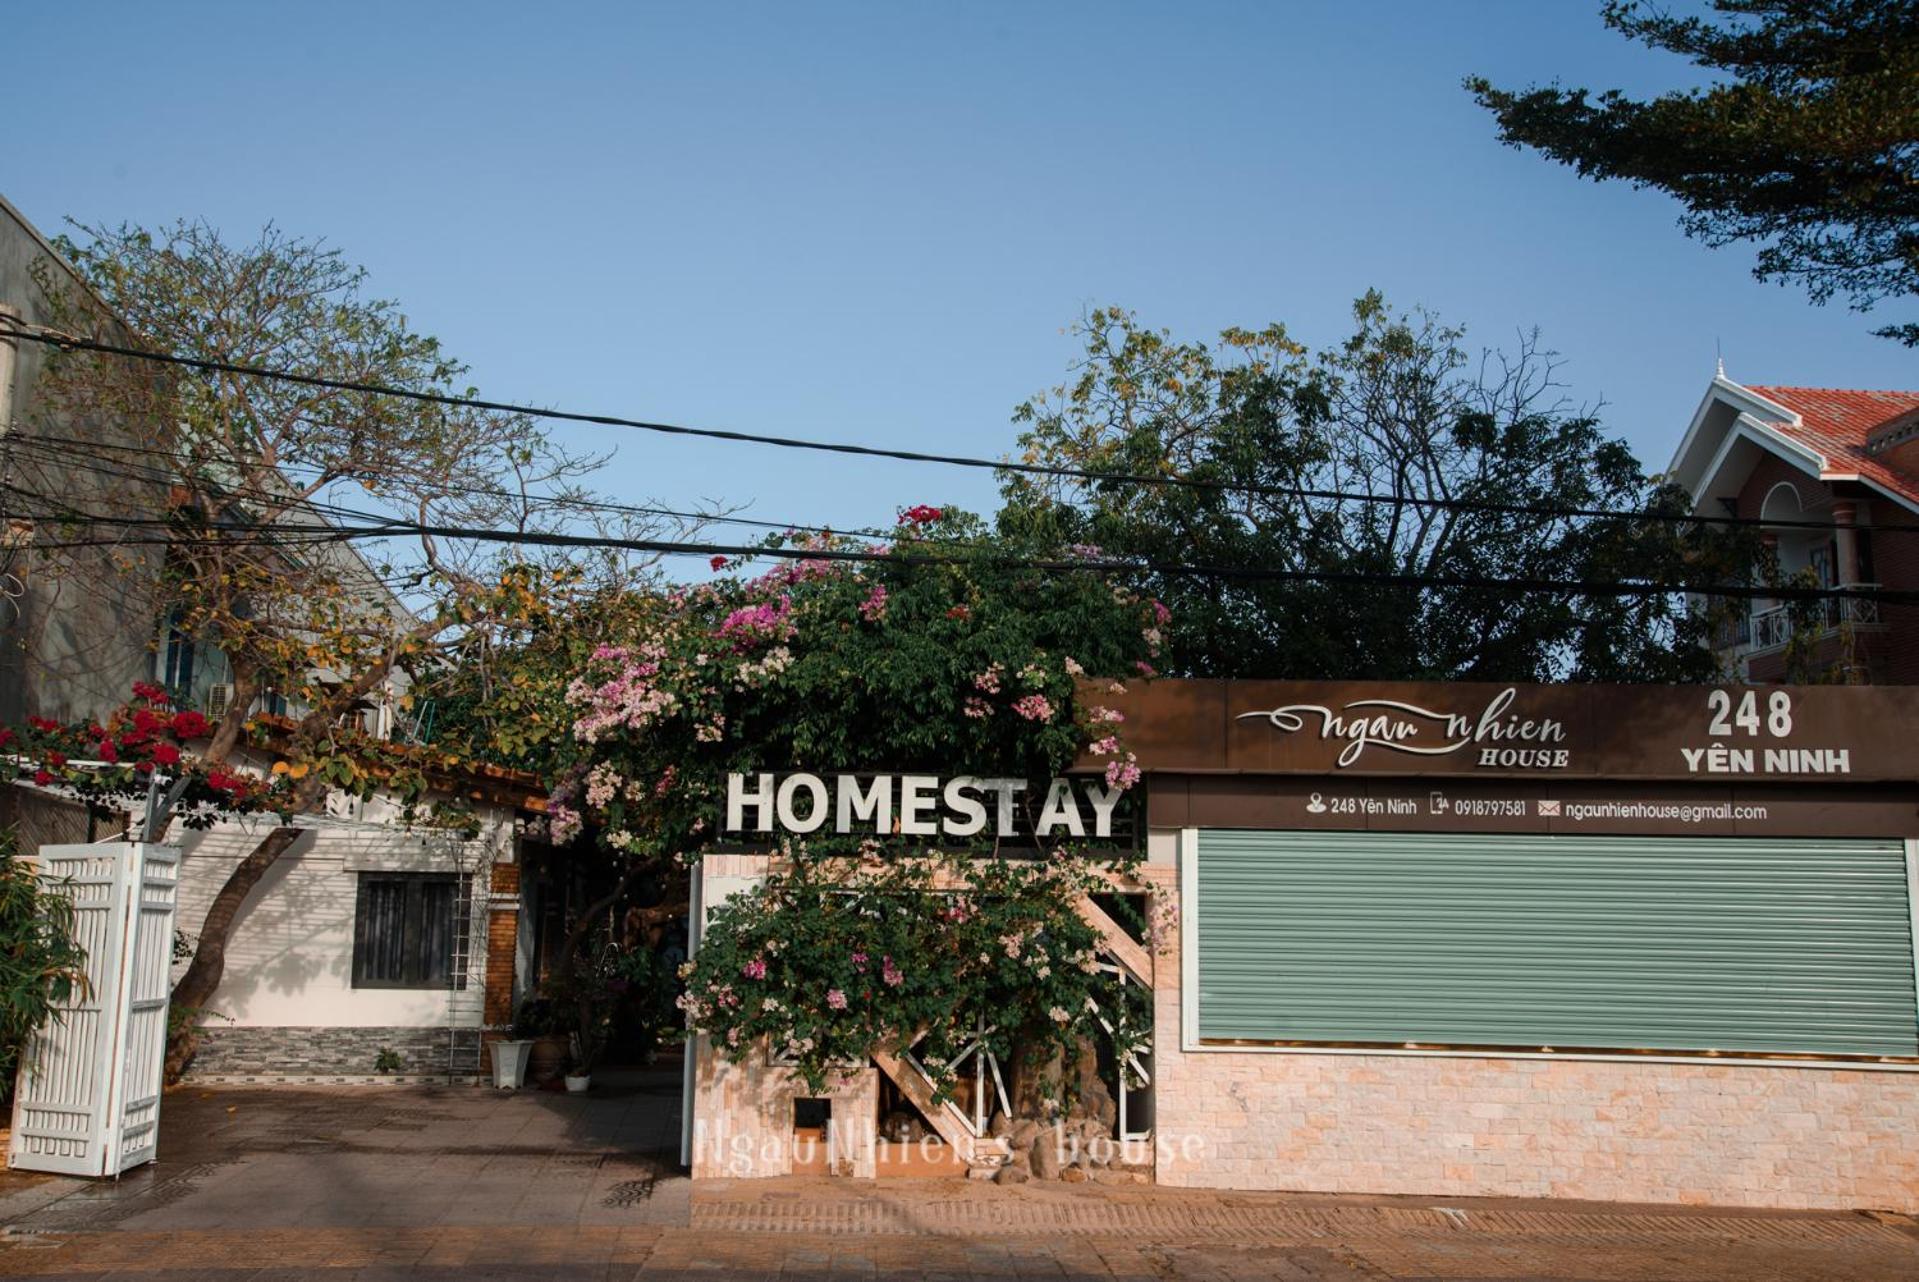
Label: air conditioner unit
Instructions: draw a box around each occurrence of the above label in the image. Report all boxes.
[204,684,234,719]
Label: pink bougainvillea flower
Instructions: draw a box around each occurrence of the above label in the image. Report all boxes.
[1012,694,1054,723]
[826,989,848,1010]
[742,958,768,980]
[881,956,903,987]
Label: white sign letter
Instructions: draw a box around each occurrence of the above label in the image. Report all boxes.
[1079,779,1124,838]
[775,774,829,834]
[726,772,774,832]
[899,775,940,836]
[835,775,894,834]
[1035,779,1085,837]
[942,776,988,838]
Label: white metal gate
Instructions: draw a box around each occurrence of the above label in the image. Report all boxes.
[8,843,179,1177]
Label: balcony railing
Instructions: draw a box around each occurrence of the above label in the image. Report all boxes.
[1739,584,1882,654]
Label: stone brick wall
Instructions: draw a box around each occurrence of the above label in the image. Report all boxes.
[1150,883,1919,1212]
[187,1025,484,1081]
[690,1036,879,1179]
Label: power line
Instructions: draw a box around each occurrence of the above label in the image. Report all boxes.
[0,318,1894,537]
[5,430,967,548]
[6,495,1910,605]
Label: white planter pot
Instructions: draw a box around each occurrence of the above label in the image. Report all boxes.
[564,1073,591,1093]
[490,1039,534,1090]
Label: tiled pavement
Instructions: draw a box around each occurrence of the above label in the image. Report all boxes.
[0,1066,1914,1280]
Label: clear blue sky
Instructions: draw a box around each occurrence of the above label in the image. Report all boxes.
[6,1,1914,548]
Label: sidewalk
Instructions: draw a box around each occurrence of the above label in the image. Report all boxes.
[0,1072,1912,1280]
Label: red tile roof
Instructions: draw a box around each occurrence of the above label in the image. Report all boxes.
[1745,385,1919,510]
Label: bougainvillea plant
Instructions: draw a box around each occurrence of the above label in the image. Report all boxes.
[544,506,1157,861]
[3,682,481,834]
[542,505,1166,1104]
[3,683,276,827]
[680,845,1151,1098]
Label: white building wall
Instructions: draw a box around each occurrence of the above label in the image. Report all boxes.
[170,810,509,1032]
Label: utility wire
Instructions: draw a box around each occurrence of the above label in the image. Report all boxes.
[4,431,971,549]
[0,318,1898,537]
[5,494,1908,605]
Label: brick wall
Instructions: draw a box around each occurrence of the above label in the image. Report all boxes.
[483,859,521,1032]
[1150,882,1919,1211]
[1729,458,1919,683]
[690,1036,879,1178]
[187,1024,484,1080]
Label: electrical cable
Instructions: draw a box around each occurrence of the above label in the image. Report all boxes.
[3,490,1907,605]
[1,318,1902,537]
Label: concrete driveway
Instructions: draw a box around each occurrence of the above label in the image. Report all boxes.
[0,1064,1914,1280]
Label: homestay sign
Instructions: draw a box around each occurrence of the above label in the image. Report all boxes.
[725,772,1127,839]
[1083,678,1919,783]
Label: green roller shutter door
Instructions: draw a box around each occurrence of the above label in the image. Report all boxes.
[1194,831,1919,1058]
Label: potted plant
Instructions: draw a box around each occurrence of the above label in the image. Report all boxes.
[512,996,570,1084]
[489,1033,535,1089]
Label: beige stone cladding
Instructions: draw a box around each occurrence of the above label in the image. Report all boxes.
[1151,884,1919,1212]
[690,1036,879,1179]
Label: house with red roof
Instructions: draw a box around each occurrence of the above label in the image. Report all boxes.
[1667,374,1919,683]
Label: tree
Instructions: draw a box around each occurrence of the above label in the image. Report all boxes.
[509,507,1163,1094]
[0,826,91,1097]
[13,220,670,1069]
[996,297,1758,682]
[1467,1,1919,344]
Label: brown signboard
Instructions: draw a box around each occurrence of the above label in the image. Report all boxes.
[1147,773,1919,839]
[1083,679,1919,785]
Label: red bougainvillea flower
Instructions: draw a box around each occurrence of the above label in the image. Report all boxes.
[132,708,164,735]
[709,555,728,571]
[149,742,182,767]
[945,605,970,620]
[897,504,943,526]
[98,741,120,764]
[31,769,52,786]
[0,728,12,749]
[131,681,169,704]
[26,716,60,733]
[170,710,210,739]
[44,751,66,768]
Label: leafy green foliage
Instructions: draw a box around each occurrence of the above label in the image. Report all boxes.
[998,298,1758,682]
[679,849,1148,1099]
[0,829,91,1092]
[542,509,1157,864]
[524,509,1161,1087]
[1469,1,1919,344]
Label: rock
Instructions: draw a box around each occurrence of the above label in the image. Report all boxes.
[1009,1119,1042,1151]
[1059,1164,1089,1184]
[966,1164,999,1181]
[1089,1167,1148,1185]
[881,1109,925,1143]
[995,1162,1031,1185]
[1029,1127,1063,1180]
[988,1110,1012,1139]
